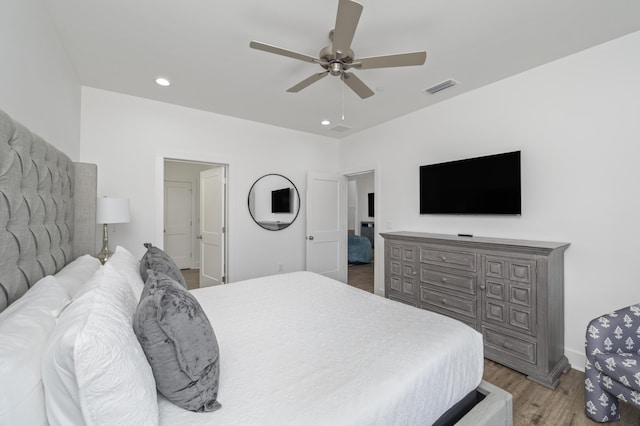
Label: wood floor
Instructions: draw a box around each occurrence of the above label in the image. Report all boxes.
[181,268,199,290]
[182,265,640,425]
[347,257,374,293]
[484,359,640,425]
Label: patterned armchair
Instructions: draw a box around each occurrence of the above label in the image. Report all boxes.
[585,304,640,422]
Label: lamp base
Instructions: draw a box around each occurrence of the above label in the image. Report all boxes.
[96,223,113,265]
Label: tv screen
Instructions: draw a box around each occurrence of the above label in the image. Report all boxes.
[271,187,292,213]
[420,151,521,215]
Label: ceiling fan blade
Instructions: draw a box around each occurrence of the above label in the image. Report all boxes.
[250,41,320,64]
[342,72,374,99]
[286,72,329,93]
[353,51,427,70]
[332,0,363,57]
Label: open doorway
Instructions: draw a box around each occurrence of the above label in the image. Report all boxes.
[164,159,228,290]
[346,171,375,293]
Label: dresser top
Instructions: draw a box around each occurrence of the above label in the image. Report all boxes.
[380,231,570,253]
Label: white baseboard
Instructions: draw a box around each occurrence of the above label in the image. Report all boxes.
[565,348,586,372]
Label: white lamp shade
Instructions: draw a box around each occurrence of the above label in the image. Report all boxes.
[96,197,130,224]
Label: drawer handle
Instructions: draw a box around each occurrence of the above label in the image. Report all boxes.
[503,341,513,349]
[412,271,417,276]
[479,284,486,290]
[441,256,447,261]
[441,277,448,283]
[441,298,447,305]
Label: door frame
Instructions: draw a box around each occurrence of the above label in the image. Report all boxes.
[155,150,231,282]
[341,164,381,295]
[347,179,359,235]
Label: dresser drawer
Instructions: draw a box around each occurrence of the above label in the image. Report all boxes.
[484,256,535,285]
[389,276,416,299]
[420,267,476,295]
[420,247,477,272]
[419,287,476,319]
[390,260,418,278]
[389,244,417,262]
[483,327,536,365]
[483,279,536,336]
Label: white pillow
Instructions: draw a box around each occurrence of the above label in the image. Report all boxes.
[107,246,145,300]
[42,264,158,426]
[54,254,102,297]
[0,276,71,426]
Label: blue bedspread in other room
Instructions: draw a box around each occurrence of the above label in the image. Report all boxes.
[348,235,372,264]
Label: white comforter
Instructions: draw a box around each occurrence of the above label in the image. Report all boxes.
[159,271,483,425]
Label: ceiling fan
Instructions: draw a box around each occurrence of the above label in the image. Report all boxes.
[249,0,427,99]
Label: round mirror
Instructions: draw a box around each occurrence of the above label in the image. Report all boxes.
[248,174,300,231]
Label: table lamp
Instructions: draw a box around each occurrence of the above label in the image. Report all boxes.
[96,197,130,264]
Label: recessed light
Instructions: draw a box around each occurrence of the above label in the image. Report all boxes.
[321,120,331,126]
[155,77,171,87]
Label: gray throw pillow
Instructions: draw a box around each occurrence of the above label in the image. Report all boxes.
[133,270,221,412]
[139,243,187,288]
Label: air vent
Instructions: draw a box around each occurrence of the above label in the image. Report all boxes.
[330,125,351,133]
[424,79,459,95]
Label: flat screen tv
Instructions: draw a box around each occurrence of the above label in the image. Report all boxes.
[271,187,292,213]
[420,151,521,215]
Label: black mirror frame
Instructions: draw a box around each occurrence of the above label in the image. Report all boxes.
[247,174,301,231]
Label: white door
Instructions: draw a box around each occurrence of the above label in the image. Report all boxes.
[199,167,226,287]
[306,172,347,282]
[164,181,192,269]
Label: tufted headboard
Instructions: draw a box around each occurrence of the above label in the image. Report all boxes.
[0,109,96,312]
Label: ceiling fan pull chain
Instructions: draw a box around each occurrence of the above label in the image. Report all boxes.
[341,75,345,121]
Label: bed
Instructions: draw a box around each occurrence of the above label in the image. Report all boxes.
[348,234,372,264]
[160,271,483,425]
[0,108,512,425]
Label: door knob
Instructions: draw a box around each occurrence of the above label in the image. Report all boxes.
[308,236,315,241]
[196,235,203,240]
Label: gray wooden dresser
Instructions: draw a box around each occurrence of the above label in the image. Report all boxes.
[381,231,570,389]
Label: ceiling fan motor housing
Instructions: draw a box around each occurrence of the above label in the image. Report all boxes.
[320,45,354,69]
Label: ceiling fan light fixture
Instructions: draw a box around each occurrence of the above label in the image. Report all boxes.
[329,62,343,76]
[155,77,171,87]
[321,120,331,126]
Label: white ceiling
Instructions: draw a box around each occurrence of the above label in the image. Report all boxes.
[43,0,640,139]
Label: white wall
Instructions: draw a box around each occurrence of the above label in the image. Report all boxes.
[0,0,80,159]
[80,87,338,282]
[339,31,640,370]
